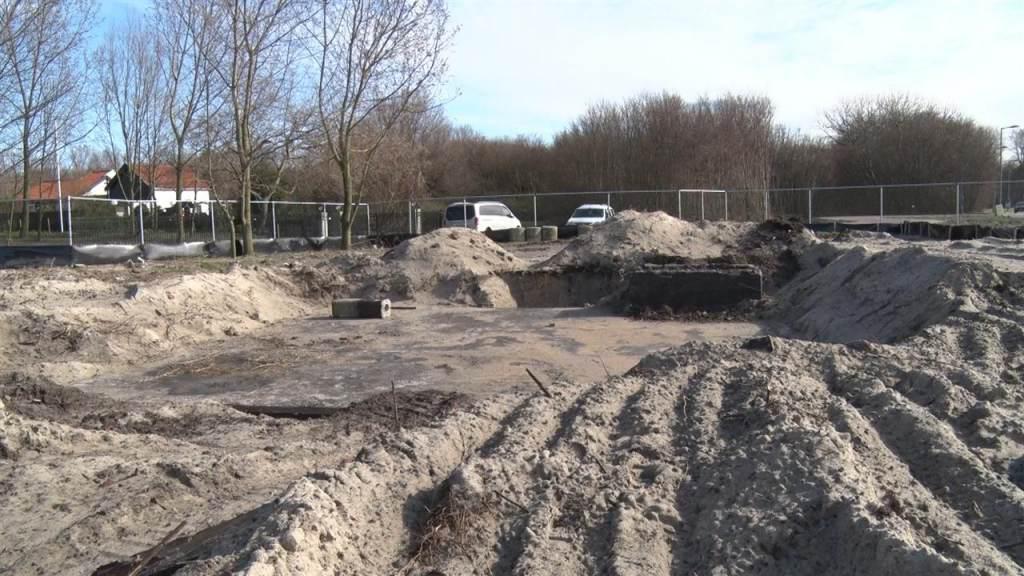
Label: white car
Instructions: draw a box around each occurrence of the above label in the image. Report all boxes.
[443,201,522,231]
[566,204,614,226]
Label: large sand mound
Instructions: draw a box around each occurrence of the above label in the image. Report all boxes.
[770,244,1005,343]
[0,265,313,384]
[290,228,526,306]
[97,245,1024,575]
[384,227,526,277]
[541,210,808,269]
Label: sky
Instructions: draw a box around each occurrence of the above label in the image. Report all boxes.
[97,0,1023,142]
[442,0,1023,140]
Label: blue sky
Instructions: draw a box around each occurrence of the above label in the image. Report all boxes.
[98,0,1023,141]
[442,0,1023,139]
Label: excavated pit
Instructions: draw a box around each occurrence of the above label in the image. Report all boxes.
[500,264,764,311]
[499,269,623,308]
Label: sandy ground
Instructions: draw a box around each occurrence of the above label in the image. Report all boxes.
[80,306,759,406]
[4,213,1023,575]
[121,237,1024,576]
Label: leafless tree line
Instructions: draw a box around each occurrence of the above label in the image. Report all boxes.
[411,93,1001,212]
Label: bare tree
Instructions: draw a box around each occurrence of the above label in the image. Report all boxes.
[311,0,451,248]
[97,14,164,212]
[0,0,93,237]
[155,0,214,243]
[205,0,303,256]
[825,94,996,185]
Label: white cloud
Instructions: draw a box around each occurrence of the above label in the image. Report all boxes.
[443,0,1024,139]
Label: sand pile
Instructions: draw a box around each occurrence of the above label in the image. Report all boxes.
[97,244,1024,575]
[384,227,526,277]
[770,244,1006,343]
[540,211,815,290]
[541,210,762,269]
[384,228,525,306]
[0,264,313,384]
[286,229,527,306]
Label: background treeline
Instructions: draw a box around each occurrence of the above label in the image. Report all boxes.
[0,0,1019,253]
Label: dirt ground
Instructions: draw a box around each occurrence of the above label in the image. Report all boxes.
[3,214,1023,575]
[81,307,758,406]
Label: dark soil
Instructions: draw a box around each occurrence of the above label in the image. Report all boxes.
[2,371,471,442]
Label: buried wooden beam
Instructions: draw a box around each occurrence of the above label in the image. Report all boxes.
[331,298,392,319]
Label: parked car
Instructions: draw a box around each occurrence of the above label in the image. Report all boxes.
[442,201,522,231]
[1014,201,1024,213]
[566,204,614,226]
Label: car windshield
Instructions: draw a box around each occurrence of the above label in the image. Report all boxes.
[572,208,606,218]
[445,204,475,220]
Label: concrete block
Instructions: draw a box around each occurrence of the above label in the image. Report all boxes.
[540,226,558,242]
[524,227,542,242]
[331,299,392,319]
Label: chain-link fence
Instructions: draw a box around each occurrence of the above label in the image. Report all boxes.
[373,179,1024,235]
[0,198,69,245]
[4,179,1023,247]
[1,197,372,247]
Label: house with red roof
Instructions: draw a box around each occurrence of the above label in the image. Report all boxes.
[95,163,212,213]
[25,170,114,200]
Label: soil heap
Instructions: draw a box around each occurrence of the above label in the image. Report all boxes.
[0,265,312,385]
[541,210,812,270]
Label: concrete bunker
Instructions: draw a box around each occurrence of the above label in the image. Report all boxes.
[500,263,763,311]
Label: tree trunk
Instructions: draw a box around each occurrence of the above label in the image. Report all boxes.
[19,130,30,239]
[241,161,254,255]
[340,147,354,250]
[175,149,185,244]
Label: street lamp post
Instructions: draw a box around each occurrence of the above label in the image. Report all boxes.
[1000,124,1019,208]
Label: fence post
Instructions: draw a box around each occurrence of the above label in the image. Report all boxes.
[807,189,813,224]
[955,183,960,225]
[271,202,278,239]
[764,190,769,221]
[366,203,372,237]
[67,197,73,246]
[407,201,413,234]
[878,186,884,232]
[532,194,537,227]
[210,202,216,242]
[137,202,145,246]
[606,192,611,208]
[700,190,705,221]
[462,197,467,228]
[677,189,682,219]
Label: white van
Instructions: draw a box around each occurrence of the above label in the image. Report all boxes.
[443,201,522,231]
[566,204,614,226]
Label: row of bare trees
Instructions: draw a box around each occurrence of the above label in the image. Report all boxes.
[0,0,452,253]
[0,0,92,239]
[410,93,1001,199]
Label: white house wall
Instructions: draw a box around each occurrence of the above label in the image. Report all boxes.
[152,189,211,213]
